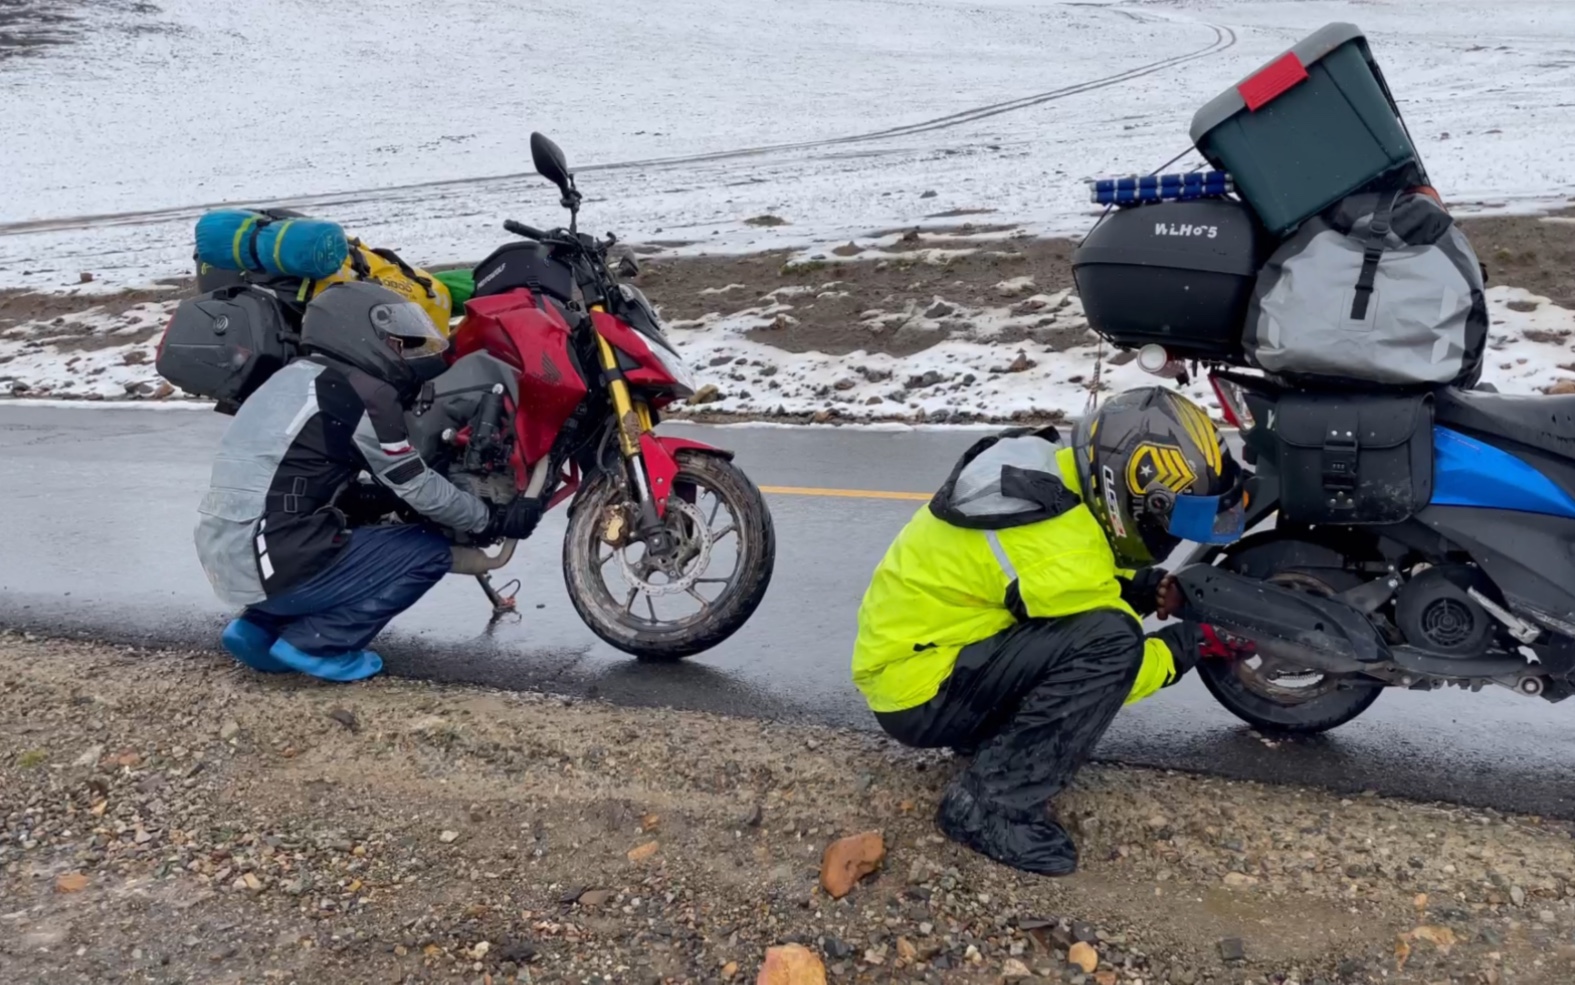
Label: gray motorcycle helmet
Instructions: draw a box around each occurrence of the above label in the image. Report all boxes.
[300,281,448,399]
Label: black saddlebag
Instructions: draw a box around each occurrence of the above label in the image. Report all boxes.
[1274,391,1433,525]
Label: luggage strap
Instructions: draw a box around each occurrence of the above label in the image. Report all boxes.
[230,213,275,273]
[1350,190,1402,322]
[1319,407,1362,497]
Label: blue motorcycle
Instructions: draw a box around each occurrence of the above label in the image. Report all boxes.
[1172,370,1575,732]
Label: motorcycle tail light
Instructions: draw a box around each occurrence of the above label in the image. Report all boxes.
[1210,374,1254,431]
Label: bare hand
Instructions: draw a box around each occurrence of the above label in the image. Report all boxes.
[1155,575,1183,621]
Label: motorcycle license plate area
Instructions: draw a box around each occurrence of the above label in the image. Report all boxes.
[1273,391,1433,525]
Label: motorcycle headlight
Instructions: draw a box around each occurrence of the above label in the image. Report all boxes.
[647,340,698,397]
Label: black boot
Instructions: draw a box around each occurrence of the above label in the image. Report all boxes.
[936,783,1078,876]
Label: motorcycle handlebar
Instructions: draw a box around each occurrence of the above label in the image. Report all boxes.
[503,219,547,240]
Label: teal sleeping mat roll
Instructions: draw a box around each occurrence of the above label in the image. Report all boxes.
[194,210,349,281]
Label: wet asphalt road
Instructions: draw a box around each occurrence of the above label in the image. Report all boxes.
[2,405,1573,818]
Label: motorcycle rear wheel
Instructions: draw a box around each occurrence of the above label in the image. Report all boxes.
[563,452,776,661]
[1196,537,1385,734]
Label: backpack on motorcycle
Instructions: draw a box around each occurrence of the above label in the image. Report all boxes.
[155,285,297,414]
[1244,191,1487,387]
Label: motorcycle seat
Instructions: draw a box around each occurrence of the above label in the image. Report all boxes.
[1434,388,1575,460]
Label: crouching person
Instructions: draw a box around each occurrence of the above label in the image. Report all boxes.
[194,282,541,681]
[851,387,1252,874]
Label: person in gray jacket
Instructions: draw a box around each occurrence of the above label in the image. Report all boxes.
[195,281,540,681]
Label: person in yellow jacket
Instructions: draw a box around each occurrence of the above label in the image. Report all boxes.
[851,386,1252,875]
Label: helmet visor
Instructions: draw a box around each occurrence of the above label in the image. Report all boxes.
[372,301,448,360]
[1165,455,1247,544]
[1167,491,1247,544]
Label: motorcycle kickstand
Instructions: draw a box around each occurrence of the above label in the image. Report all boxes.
[476,574,520,622]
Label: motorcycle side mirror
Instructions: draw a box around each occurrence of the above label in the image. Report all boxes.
[530,132,573,194]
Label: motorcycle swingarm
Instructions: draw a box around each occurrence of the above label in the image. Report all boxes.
[1174,564,1390,672]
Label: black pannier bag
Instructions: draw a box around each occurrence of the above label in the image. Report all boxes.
[1274,391,1433,526]
[471,240,576,303]
[1071,198,1266,361]
[155,285,297,414]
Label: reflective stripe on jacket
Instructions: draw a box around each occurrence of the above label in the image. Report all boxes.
[850,430,1180,714]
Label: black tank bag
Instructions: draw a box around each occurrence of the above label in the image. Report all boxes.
[155,285,298,414]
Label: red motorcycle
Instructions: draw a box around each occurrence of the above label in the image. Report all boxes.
[416,133,775,660]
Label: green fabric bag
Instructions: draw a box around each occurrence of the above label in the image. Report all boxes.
[433,269,475,310]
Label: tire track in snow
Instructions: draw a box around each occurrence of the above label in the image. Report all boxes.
[0,18,1236,236]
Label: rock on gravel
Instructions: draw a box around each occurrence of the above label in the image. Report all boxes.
[819,830,885,899]
[757,944,828,984]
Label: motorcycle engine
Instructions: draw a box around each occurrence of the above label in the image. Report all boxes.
[1394,565,1494,658]
[450,470,518,507]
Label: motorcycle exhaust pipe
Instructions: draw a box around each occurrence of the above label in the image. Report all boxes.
[450,538,518,575]
[449,458,553,575]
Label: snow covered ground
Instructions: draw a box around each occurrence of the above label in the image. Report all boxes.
[2,0,1573,293]
[5,283,1571,417]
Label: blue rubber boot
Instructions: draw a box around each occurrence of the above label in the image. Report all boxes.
[267,638,384,682]
[221,618,289,673]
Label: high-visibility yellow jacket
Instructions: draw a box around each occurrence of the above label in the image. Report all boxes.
[851,431,1182,714]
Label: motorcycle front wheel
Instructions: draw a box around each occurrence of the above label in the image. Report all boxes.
[563,452,776,661]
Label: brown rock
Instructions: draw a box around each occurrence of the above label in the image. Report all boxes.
[1094,972,1118,985]
[152,382,175,400]
[689,384,722,405]
[1547,379,1575,395]
[577,888,614,907]
[1067,941,1099,974]
[55,873,90,893]
[757,944,828,985]
[79,272,94,284]
[627,840,659,862]
[1002,958,1033,980]
[819,831,884,899]
[1008,351,1036,373]
[640,813,661,832]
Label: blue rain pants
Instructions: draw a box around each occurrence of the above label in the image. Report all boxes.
[244,525,453,656]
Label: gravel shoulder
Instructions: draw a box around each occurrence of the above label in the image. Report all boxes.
[4,633,1574,984]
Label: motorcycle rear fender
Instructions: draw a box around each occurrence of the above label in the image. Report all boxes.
[1173,564,1389,671]
[639,435,735,518]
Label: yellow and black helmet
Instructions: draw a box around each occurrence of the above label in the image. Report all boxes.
[1072,386,1244,568]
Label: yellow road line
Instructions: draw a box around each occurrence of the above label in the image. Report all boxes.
[758,485,930,501]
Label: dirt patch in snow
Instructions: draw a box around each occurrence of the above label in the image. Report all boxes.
[0,286,176,334]
[1459,211,1575,309]
[2,214,1573,416]
[642,227,1078,358]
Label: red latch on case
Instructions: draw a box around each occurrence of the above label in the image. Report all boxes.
[1238,52,1309,111]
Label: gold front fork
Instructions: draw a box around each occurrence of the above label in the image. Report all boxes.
[591,310,659,516]
[594,332,647,457]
